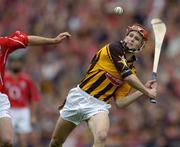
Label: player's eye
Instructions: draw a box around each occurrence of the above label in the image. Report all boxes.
[134,36,140,41]
[129,33,134,38]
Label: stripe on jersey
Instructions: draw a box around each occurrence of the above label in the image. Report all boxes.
[79,71,99,88]
[103,92,115,102]
[87,50,102,73]
[80,71,117,102]
[94,83,114,98]
[86,73,106,94]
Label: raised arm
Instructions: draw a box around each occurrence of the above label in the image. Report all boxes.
[28,32,71,46]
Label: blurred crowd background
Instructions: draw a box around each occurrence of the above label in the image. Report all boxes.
[0,0,180,146]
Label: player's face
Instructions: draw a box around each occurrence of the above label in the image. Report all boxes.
[124,31,143,50]
[9,60,23,73]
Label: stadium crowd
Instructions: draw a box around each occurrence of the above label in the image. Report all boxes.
[0,0,179,146]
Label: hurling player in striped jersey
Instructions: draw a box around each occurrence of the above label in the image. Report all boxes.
[0,31,71,147]
[49,24,157,147]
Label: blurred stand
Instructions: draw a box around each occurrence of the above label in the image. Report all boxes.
[1,0,179,146]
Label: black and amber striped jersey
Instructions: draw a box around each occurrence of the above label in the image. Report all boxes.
[79,41,137,103]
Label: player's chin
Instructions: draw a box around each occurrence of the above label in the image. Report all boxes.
[127,44,135,49]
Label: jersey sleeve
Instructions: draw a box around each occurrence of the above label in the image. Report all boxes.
[108,42,133,79]
[6,31,28,52]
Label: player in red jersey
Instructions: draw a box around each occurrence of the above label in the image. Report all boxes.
[4,54,41,147]
[0,31,71,147]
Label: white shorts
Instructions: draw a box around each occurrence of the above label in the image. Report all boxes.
[10,108,32,134]
[0,93,11,118]
[60,86,111,125]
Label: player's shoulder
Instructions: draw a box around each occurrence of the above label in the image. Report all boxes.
[109,41,124,54]
[0,31,26,39]
[8,31,27,39]
[0,35,8,46]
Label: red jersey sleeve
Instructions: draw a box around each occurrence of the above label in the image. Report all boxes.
[6,31,28,52]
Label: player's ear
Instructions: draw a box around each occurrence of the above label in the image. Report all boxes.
[136,40,145,52]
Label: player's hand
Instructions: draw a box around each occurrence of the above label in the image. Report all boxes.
[145,80,157,88]
[151,81,157,89]
[146,85,157,99]
[54,32,71,44]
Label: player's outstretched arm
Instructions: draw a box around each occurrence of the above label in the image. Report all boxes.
[124,74,157,98]
[115,80,157,108]
[116,91,143,108]
[28,32,71,46]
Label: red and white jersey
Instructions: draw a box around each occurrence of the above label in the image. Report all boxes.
[0,31,28,92]
[4,71,40,108]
